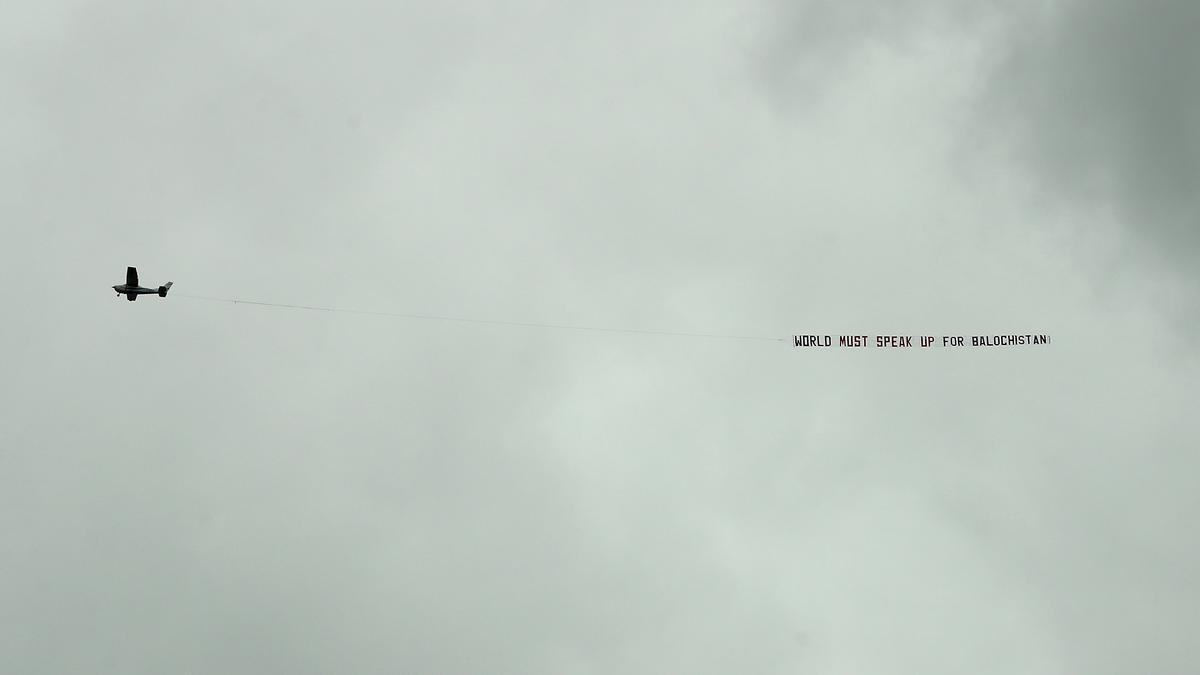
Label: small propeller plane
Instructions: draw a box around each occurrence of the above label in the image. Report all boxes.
[113,267,172,301]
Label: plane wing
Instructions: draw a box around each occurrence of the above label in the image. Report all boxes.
[127,267,138,287]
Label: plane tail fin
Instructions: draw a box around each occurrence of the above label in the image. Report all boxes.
[158,282,173,297]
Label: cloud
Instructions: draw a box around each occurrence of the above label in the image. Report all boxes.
[986,0,1200,269]
[763,0,1200,277]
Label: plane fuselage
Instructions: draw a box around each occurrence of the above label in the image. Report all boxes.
[113,284,158,295]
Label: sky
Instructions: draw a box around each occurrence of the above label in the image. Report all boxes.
[2,1,1197,673]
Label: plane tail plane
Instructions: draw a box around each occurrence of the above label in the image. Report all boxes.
[158,282,173,297]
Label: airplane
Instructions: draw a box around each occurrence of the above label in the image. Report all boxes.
[113,267,172,301]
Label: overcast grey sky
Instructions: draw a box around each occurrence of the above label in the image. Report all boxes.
[3,1,1197,673]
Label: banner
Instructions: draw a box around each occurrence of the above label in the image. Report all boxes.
[792,334,1051,348]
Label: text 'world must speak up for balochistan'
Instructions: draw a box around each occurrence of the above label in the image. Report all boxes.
[792,335,1051,348]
